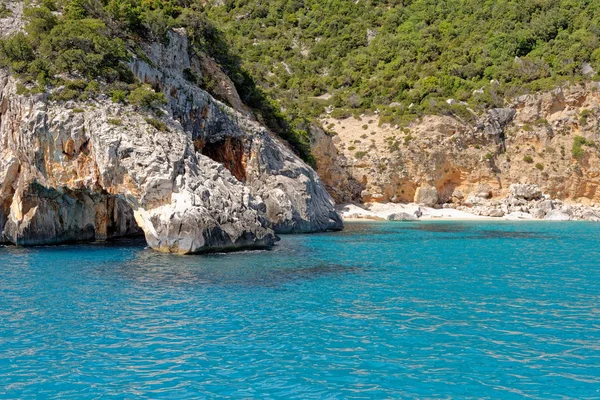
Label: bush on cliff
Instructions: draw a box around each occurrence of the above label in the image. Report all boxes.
[0,0,315,164]
[204,0,600,125]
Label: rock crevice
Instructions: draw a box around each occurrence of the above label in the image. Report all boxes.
[0,29,342,253]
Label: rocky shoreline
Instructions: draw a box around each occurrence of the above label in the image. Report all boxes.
[338,184,600,222]
[0,26,342,254]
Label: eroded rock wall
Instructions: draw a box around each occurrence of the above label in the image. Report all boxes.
[130,29,342,234]
[0,28,341,252]
[313,83,600,208]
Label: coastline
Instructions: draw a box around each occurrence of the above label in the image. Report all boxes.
[337,202,597,222]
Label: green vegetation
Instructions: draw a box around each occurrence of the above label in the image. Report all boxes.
[107,118,122,126]
[4,0,600,165]
[523,155,534,163]
[128,85,167,110]
[535,163,544,170]
[145,117,169,132]
[355,151,367,159]
[0,2,12,18]
[0,0,314,162]
[580,109,592,125]
[572,135,595,159]
[205,0,600,126]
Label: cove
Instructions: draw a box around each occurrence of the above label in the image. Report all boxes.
[1,221,599,398]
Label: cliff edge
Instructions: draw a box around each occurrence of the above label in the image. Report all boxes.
[0,18,342,253]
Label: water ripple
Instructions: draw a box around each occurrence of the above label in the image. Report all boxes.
[1,222,600,398]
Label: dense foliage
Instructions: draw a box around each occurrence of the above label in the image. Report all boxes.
[205,0,600,124]
[0,0,314,162]
[3,0,600,160]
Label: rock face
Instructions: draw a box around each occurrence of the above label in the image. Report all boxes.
[0,28,342,253]
[313,83,600,208]
[414,186,439,206]
[509,184,542,201]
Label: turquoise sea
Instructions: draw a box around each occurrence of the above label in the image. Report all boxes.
[1,221,600,398]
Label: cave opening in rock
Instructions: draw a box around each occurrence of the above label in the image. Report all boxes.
[200,137,247,182]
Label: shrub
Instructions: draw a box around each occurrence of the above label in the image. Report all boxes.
[535,163,544,171]
[572,135,594,159]
[0,2,12,18]
[183,68,198,84]
[110,89,128,104]
[145,117,168,132]
[355,151,367,159]
[128,85,167,110]
[523,155,534,163]
[107,118,122,126]
[580,109,592,125]
[485,153,494,160]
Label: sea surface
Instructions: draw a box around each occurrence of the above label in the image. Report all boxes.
[1,221,600,398]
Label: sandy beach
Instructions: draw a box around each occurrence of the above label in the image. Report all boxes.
[338,203,537,222]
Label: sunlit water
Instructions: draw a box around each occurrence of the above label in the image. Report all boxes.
[1,221,600,398]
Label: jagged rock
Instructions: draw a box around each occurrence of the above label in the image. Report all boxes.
[483,108,517,137]
[532,208,547,219]
[582,210,600,222]
[509,184,542,201]
[536,200,555,212]
[452,189,464,200]
[0,28,342,252]
[582,62,596,77]
[488,209,505,218]
[0,76,277,253]
[465,194,487,206]
[414,186,439,206]
[387,212,418,221]
[131,29,342,235]
[545,209,572,221]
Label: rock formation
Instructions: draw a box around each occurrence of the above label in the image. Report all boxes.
[313,83,600,215]
[0,27,342,253]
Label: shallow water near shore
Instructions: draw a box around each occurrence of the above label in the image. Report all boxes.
[1,221,600,398]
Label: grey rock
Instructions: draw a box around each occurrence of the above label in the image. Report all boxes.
[582,62,596,77]
[582,210,600,222]
[414,185,439,206]
[485,108,516,135]
[509,184,543,201]
[386,212,418,221]
[545,209,572,221]
[532,208,547,219]
[488,209,505,218]
[131,29,342,235]
[0,28,342,253]
[536,200,555,212]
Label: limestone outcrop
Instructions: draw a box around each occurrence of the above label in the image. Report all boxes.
[313,83,600,215]
[0,28,342,253]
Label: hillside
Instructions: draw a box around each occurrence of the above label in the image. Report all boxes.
[206,0,600,124]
